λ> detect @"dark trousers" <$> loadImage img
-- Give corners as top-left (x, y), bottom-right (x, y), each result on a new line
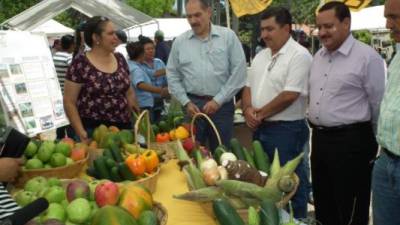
top-left (311, 122), bottom-right (377, 225)
top-left (189, 95), bottom-right (234, 151)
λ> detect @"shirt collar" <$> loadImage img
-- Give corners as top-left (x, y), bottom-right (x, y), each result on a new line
top-left (267, 37), bottom-right (294, 57)
top-left (320, 34), bottom-right (355, 57)
top-left (188, 23), bottom-right (220, 39)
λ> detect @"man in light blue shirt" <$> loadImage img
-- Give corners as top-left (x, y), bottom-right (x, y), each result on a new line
top-left (167, 0), bottom-right (246, 150)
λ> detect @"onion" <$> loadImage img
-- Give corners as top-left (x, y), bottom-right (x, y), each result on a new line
top-left (202, 168), bottom-right (220, 186)
top-left (200, 158), bottom-right (218, 172)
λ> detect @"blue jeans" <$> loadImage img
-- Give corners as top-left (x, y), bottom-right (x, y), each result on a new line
top-left (189, 97), bottom-right (234, 151)
top-left (372, 151), bottom-right (400, 225)
top-left (253, 119), bottom-right (309, 219)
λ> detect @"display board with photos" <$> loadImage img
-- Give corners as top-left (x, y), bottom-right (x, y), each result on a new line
top-left (0, 31), bottom-right (68, 136)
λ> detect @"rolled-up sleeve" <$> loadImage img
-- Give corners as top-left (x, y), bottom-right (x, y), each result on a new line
top-left (166, 39), bottom-right (190, 106)
top-left (284, 52), bottom-right (312, 96)
top-left (364, 55), bottom-right (386, 131)
top-left (213, 31), bottom-right (247, 105)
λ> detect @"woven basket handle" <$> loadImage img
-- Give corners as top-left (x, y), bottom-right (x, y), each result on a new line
top-left (190, 113), bottom-right (222, 146)
top-left (134, 110), bottom-right (151, 146)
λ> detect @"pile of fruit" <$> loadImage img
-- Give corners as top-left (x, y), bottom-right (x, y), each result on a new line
top-left (23, 138), bottom-right (87, 170)
top-left (14, 176), bottom-right (160, 225)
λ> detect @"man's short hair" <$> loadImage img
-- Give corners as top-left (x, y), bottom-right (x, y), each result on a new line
top-left (116, 29), bottom-right (128, 43)
top-left (261, 7), bottom-right (292, 27)
top-left (60, 35), bottom-right (74, 50)
top-left (185, 0), bottom-right (210, 9)
top-left (318, 1), bottom-right (351, 22)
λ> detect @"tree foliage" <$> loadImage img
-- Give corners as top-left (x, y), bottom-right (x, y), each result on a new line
top-left (0, 0), bottom-right (39, 24)
top-left (125, 0), bottom-right (176, 17)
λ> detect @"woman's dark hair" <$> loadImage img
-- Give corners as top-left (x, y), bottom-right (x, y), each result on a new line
top-left (126, 41), bottom-right (144, 60)
top-left (83, 16), bottom-right (110, 48)
top-left (138, 35), bottom-right (154, 46)
top-left (318, 1), bottom-right (351, 22)
top-left (73, 22), bottom-right (86, 58)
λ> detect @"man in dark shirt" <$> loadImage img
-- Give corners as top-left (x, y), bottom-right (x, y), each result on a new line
top-left (154, 30), bottom-right (170, 64)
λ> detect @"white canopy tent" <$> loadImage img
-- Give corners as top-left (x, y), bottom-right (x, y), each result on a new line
top-left (126, 18), bottom-right (191, 41)
top-left (351, 5), bottom-right (386, 31)
top-left (32, 19), bottom-right (74, 37)
top-left (1, 0), bottom-right (154, 31)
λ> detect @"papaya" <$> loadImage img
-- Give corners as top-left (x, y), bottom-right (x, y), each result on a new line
top-left (118, 184), bottom-right (153, 219)
top-left (91, 205), bottom-right (138, 225)
top-left (138, 210), bottom-right (157, 225)
top-left (93, 124), bottom-right (108, 144)
top-left (118, 130), bottom-right (134, 145)
top-left (100, 133), bottom-right (119, 149)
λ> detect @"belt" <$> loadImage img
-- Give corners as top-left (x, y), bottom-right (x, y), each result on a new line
top-left (308, 121), bottom-right (370, 132)
top-left (382, 148), bottom-right (400, 160)
top-left (187, 93), bottom-right (214, 101)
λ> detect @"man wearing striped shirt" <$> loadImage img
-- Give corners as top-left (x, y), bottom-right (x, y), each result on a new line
top-left (53, 35), bottom-right (74, 93)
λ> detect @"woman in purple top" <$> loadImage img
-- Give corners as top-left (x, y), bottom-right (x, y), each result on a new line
top-left (64, 16), bottom-right (139, 143)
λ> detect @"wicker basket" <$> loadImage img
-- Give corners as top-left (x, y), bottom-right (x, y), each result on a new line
top-left (197, 174), bottom-right (300, 221)
top-left (135, 110), bottom-right (177, 162)
top-left (134, 166), bottom-right (160, 193)
top-left (14, 154), bottom-right (89, 188)
top-left (190, 113), bottom-right (222, 146)
top-left (154, 201), bottom-right (168, 225)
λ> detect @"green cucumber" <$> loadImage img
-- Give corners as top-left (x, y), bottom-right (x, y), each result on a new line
top-left (105, 157), bottom-right (117, 169)
top-left (93, 156), bottom-right (111, 180)
top-left (259, 199), bottom-right (280, 225)
top-left (110, 166), bottom-right (122, 182)
top-left (110, 143), bottom-right (124, 162)
top-left (230, 138), bottom-right (245, 160)
top-left (242, 147), bottom-right (256, 168)
top-left (103, 148), bottom-right (113, 159)
top-left (253, 141), bottom-right (270, 173)
top-left (212, 198), bottom-right (245, 225)
top-left (213, 146), bottom-right (226, 163)
top-left (118, 163), bottom-right (135, 181)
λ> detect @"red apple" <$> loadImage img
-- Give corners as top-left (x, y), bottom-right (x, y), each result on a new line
top-left (66, 180), bottom-right (90, 202)
top-left (61, 137), bottom-right (75, 149)
top-left (182, 138), bottom-right (195, 154)
top-left (95, 181), bottom-right (119, 207)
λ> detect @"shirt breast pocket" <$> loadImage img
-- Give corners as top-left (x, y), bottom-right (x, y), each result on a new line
top-left (326, 71), bottom-right (362, 94)
top-left (209, 48), bottom-right (228, 74)
top-left (178, 51), bottom-right (192, 67)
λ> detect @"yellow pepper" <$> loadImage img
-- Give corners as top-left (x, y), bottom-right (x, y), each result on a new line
top-left (142, 150), bottom-right (159, 173)
top-left (169, 129), bottom-right (176, 140)
top-left (125, 154), bottom-right (146, 176)
top-left (175, 126), bottom-right (189, 140)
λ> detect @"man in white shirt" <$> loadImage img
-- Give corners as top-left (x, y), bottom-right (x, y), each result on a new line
top-left (242, 7), bottom-right (312, 219)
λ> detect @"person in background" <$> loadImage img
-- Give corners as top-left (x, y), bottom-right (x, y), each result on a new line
top-left (51, 39), bottom-right (61, 55)
top-left (242, 7), bottom-right (312, 219)
top-left (154, 30), bottom-right (170, 64)
top-left (64, 16), bottom-right (139, 143)
top-left (139, 36), bottom-right (169, 123)
top-left (372, 0), bottom-right (400, 224)
top-left (167, 0), bottom-right (246, 151)
top-left (73, 22), bottom-right (87, 58)
top-left (309, 2), bottom-right (385, 224)
top-left (53, 34), bottom-right (75, 139)
top-left (0, 158), bottom-right (23, 219)
top-left (126, 41), bottom-right (168, 115)
top-left (115, 29), bottom-right (129, 59)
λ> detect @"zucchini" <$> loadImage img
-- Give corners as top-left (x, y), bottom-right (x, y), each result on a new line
top-left (213, 146), bottom-right (226, 163)
top-left (118, 163), bottom-right (135, 181)
top-left (212, 198), bottom-right (245, 225)
top-left (110, 166), bottom-right (122, 182)
top-left (242, 147), bottom-right (256, 168)
top-left (105, 157), bottom-right (117, 169)
top-left (259, 199), bottom-right (280, 225)
top-left (93, 156), bottom-right (111, 180)
top-left (253, 141), bottom-right (270, 173)
top-left (110, 143), bottom-right (124, 162)
top-left (230, 138), bottom-right (245, 160)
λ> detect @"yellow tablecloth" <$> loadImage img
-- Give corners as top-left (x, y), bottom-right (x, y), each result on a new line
top-left (153, 160), bottom-right (217, 225)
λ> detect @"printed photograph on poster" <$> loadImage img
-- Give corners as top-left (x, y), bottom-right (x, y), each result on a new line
top-left (22, 62), bottom-right (44, 80)
top-left (18, 102), bottom-right (34, 117)
top-left (0, 64), bottom-right (10, 79)
top-left (39, 115), bottom-right (54, 130)
top-left (9, 64), bottom-right (23, 75)
top-left (15, 83), bottom-right (28, 95)
top-left (53, 99), bottom-right (65, 119)
top-left (24, 117), bottom-right (37, 130)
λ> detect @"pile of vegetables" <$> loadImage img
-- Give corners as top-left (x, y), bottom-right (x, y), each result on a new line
top-left (173, 138), bottom-right (304, 209)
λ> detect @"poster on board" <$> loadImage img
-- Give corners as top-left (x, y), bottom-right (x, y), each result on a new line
top-left (0, 31), bottom-right (68, 136)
